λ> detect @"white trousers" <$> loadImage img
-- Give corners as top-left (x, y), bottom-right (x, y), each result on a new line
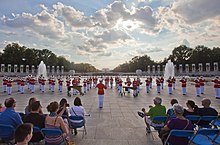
top-left (146, 86), bottom-right (149, 93)
top-left (17, 84), bottom-right (20, 92)
top-left (51, 85), bottom-right (55, 92)
top-left (59, 85), bottom-right (62, 92)
top-left (98, 95), bottom-right (104, 108)
top-left (182, 87), bottom-right (186, 95)
top-left (200, 86), bottom-right (204, 94)
top-left (21, 86), bottom-right (25, 93)
top-left (119, 86), bottom-right (123, 93)
top-left (168, 87), bottom-right (172, 94)
top-left (3, 85), bottom-right (7, 92)
top-left (157, 86), bottom-right (161, 93)
top-left (41, 85), bottom-right (45, 92)
top-left (196, 87), bottom-right (200, 96)
top-left (8, 86), bottom-right (12, 95)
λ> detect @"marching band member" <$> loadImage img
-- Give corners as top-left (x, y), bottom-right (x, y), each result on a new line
top-left (172, 77), bottom-right (176, 89)
top-left (58, 77), bottom-right (63, 92)
top-left (156, 77), bottom-right (161, 93)
top-left (51, 76), bottom-right (55, 92)
top-left (167, 77), bottom-right (173, 94)
top-left (160, 76), bottom-right (164, 89)
top-left (20, 77), bottom-right (25, 94)
top-left (194, 77), bottom-right (201, 97)
top-left (30, 76), bottom-right (36, 93)
top-left (180, 76), bottom-right (187, 95)
top-left (7, 78), bottom-right (13, 95)
top-left (110, 77), bottom-right (114, 89)
top-left (16, 76), bottom-right (21, 92)
top-left (83, 79), bottom-right (87, 93)
top-left (145, 78), bottom-right (150, 93)
top-left (199, 76), bottom-right (205, 94)
top-left (96, 79), bottom-right (107, 109)
top-left (118, 79), bottom-right (123, 95)
top-left (126, 79), bottom-right (132, 93)
top-left (212, 76), bottom-right (220, 99)
top-left (41, 77), bottom-right (46, 93)
top-left (3, 76), bottom-right (8, 93)
top-left (132, 78), bottom-right (138, 97)
top-left (149, 76), bottom-right (153, 89)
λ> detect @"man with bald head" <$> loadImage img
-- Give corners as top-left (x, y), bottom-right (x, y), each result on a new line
top-left (195, 98), bottom-right (218, 127)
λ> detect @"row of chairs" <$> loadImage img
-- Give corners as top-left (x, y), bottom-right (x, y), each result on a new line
top-left (164, 128), bottom-right (220, 145)
top-left (0, 116), bottom-right (86, 145)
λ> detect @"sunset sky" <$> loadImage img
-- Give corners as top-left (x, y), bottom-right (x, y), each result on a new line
top-left (0, 0), bottom-right (219, 69)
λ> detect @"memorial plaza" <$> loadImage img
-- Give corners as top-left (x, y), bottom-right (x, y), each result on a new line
top-left (0, 77), bottom-right (219, 145)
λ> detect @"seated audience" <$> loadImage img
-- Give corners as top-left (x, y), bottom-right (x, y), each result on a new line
top-left (138, 97), bottom-right (166, 133)
top-left (0, 103), bottom-right (3, 112)
top-left (15, 123), bottom-right (33, 145)
top-left (45, 101), bottom-right (69, 142)
top-left (69, 97), bottom-right (86, 135)
top-left (167, 99), bottom-right (178, 118)
top-left (25, 97), bottom-right (43, 115)
top-left (195, 98), bottom-right (218, 127)
top-left (23, 101), bottom-right (45, 142)
top-left (183, 100), bottom-right (197, 116)
top-left (57, 98), bottom-right (69, 118)
top-left (160, 104), bottom-right (193, 145)
top-left (0, 97), bottom-right (23, 128)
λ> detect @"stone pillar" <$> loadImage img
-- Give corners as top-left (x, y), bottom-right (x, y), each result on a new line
top-left (152, 65), bottom-right (155, 74)
top-left (198, 63), bottom-right (202, 72)
top-left (147, 65), bottom-right (150, 74)
top-left (192, 64), bottom-right (195, 73)
top-left (47, 66), bottom-right (50, 74)
top-left (162, 65), bottom-right (165, 72)
top-left (157, 65), bottom-right (160, 74)
top-left (185, 64), bottom-right (189, 73)
top-left (52, 66), bottom-right (55, 74)
top-left (206, 63), bottom-right (210, 72)
top-left (20, 65), bottom-right (24, 73)
top-left (61, 66), bottom-right (64, 74)
top-left (14, 65), bottom-right (18, 73)
top-left (56, 66), bottom-right (59, 74)
top-left (32, 65), bottom-right (35, 74)
top-left (26, 65), bottom-right (29, 73)
top-left (179, 64), bottom-right (182, 73)
top-left (8, 64), bottom-right (11, 72)
top-left (1, 64), bottom-right (5, 72)
top-left (214, 62), bottom-right (218, 71)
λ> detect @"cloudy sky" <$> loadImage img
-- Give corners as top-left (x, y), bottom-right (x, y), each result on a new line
top-left (0, 0), bottom-right (219, 69)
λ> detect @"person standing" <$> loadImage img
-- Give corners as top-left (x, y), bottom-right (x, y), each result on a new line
top-left (58, 78), bottom-right (63, 92)
top-left (212, 76), bottom-right (220, 99)
top-left (16, 76), bottom-right (21, 92)
top-left (41, 77), bottom-right (46, 93)
top-left (199, 76), bottom-right (205, 94)
top-left (21, 77), bottom-right (26, 94)
top-left (3, 76), bottom-right (8, 93)
top-left (110, 77), bottom-right (114, 89)
top-left (180, 77), bottom-right (187, 95)
top-left (156, 77), bottom-right (161, 94)
top-left (172, 77), bottom-right (176, 90)
top-left (160, 76), bottom-right (164, 89)
top-left (96, 79), bottom-right (107, 109)
top-left (145, 78), bottom-right (150, 93)
top-left (133, 78), bottom-right (138, 97)
top-left (83, 79), bottom-right (87, 93)
top-left (167, 77), bottom-right (173, 94)
top-left (194, 77), bottom-right (201, 97)
top-left (7, 78), bottom-right (13, 95)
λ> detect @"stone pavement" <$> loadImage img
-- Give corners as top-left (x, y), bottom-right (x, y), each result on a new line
top-left (0, 78), bottom-right (220, 145)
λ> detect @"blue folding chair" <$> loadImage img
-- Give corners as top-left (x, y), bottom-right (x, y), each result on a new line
top-left (41, 128), bottom-right (65, 145)
top-left (150, 116), bottom-right (168, 140)
top-left (190, 128), bottom-right (219, 145)
top-left (164, 129), bottom-right (194, 145)
top-left (0, 124), bottom-right (15, 145)
top-left (69, 116), bottom-right (87, 138)
top-left (185, 115), bottom-right (201, 130)
top-left (29, 126), bottom-right (44, 144)
top-left (198, 116), bottom-right (217, 128)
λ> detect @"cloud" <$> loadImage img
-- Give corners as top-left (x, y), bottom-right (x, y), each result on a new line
top-left (172, 0), bottom-right (220, 24)
top-left (96, 51), bottom-right (112, 57)
top-left (2, 10), bottom-right (65, 39)
top-left (136, 47), bottom-right (163, 54)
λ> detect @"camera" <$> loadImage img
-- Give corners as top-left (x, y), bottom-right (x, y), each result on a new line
top-left (66, 103), bottom-right (70, 107)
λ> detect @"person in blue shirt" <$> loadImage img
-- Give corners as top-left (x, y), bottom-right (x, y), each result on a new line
top-left (0, 97), bottom-right (23, 128)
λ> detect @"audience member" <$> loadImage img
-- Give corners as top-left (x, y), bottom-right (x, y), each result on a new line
top-left (23, 101), bottom-right (45, 142)
top-left (138, 97), bottom-right (166, 133)
top-left (57, 98), bottom-right (69, 117)
top-left (167, 99), bottom-right (178, 118)
top-left (0, 103), bottom-right (3, 112)
top-left (0, 98), bottom-right (23, 128)
top-left (25, 97), bottom-right (43, 115)
top-left (45, 101), bottom-right (69, 142)
top-left (160, 104), bottom-right (193, 145)
top-left (195, 98), bottom-right (218, 127)
top-left (15, 123), bottom-right (33, 145)
top-left (183, 100), bottom-right (197, 116)
top-left (69, 97), bottom-right (86, 135)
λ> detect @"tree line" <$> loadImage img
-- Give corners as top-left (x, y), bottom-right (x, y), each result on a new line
top-left (113, 45), bottom-right (220, 72)
top-left (1, 43), bottom-right (219, 73)
top-left (0, 43), bottom-right (98, 73)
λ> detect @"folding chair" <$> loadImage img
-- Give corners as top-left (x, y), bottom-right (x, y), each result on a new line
top-left (190, 128), bottom-right (219, 145)
top-left (198, 116), bottom-right (217, 128)
top-left (185, 115), bottom-right (201, 130)
top-left (69, 116), bottom-right (87, 138)
top-left (41, 128), bottom-right (66, 145)
top-left (150, 116), bottom-right (168, 140)
top-left (164, 129), bottom-right (194, 145)
top-left (29, 126), bottom-right (44, 144)
top-left (0, 124), bottom-right (15, 145)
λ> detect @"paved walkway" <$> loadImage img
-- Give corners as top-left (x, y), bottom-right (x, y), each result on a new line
top-left (0, 78), bottom-right (219, 145)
